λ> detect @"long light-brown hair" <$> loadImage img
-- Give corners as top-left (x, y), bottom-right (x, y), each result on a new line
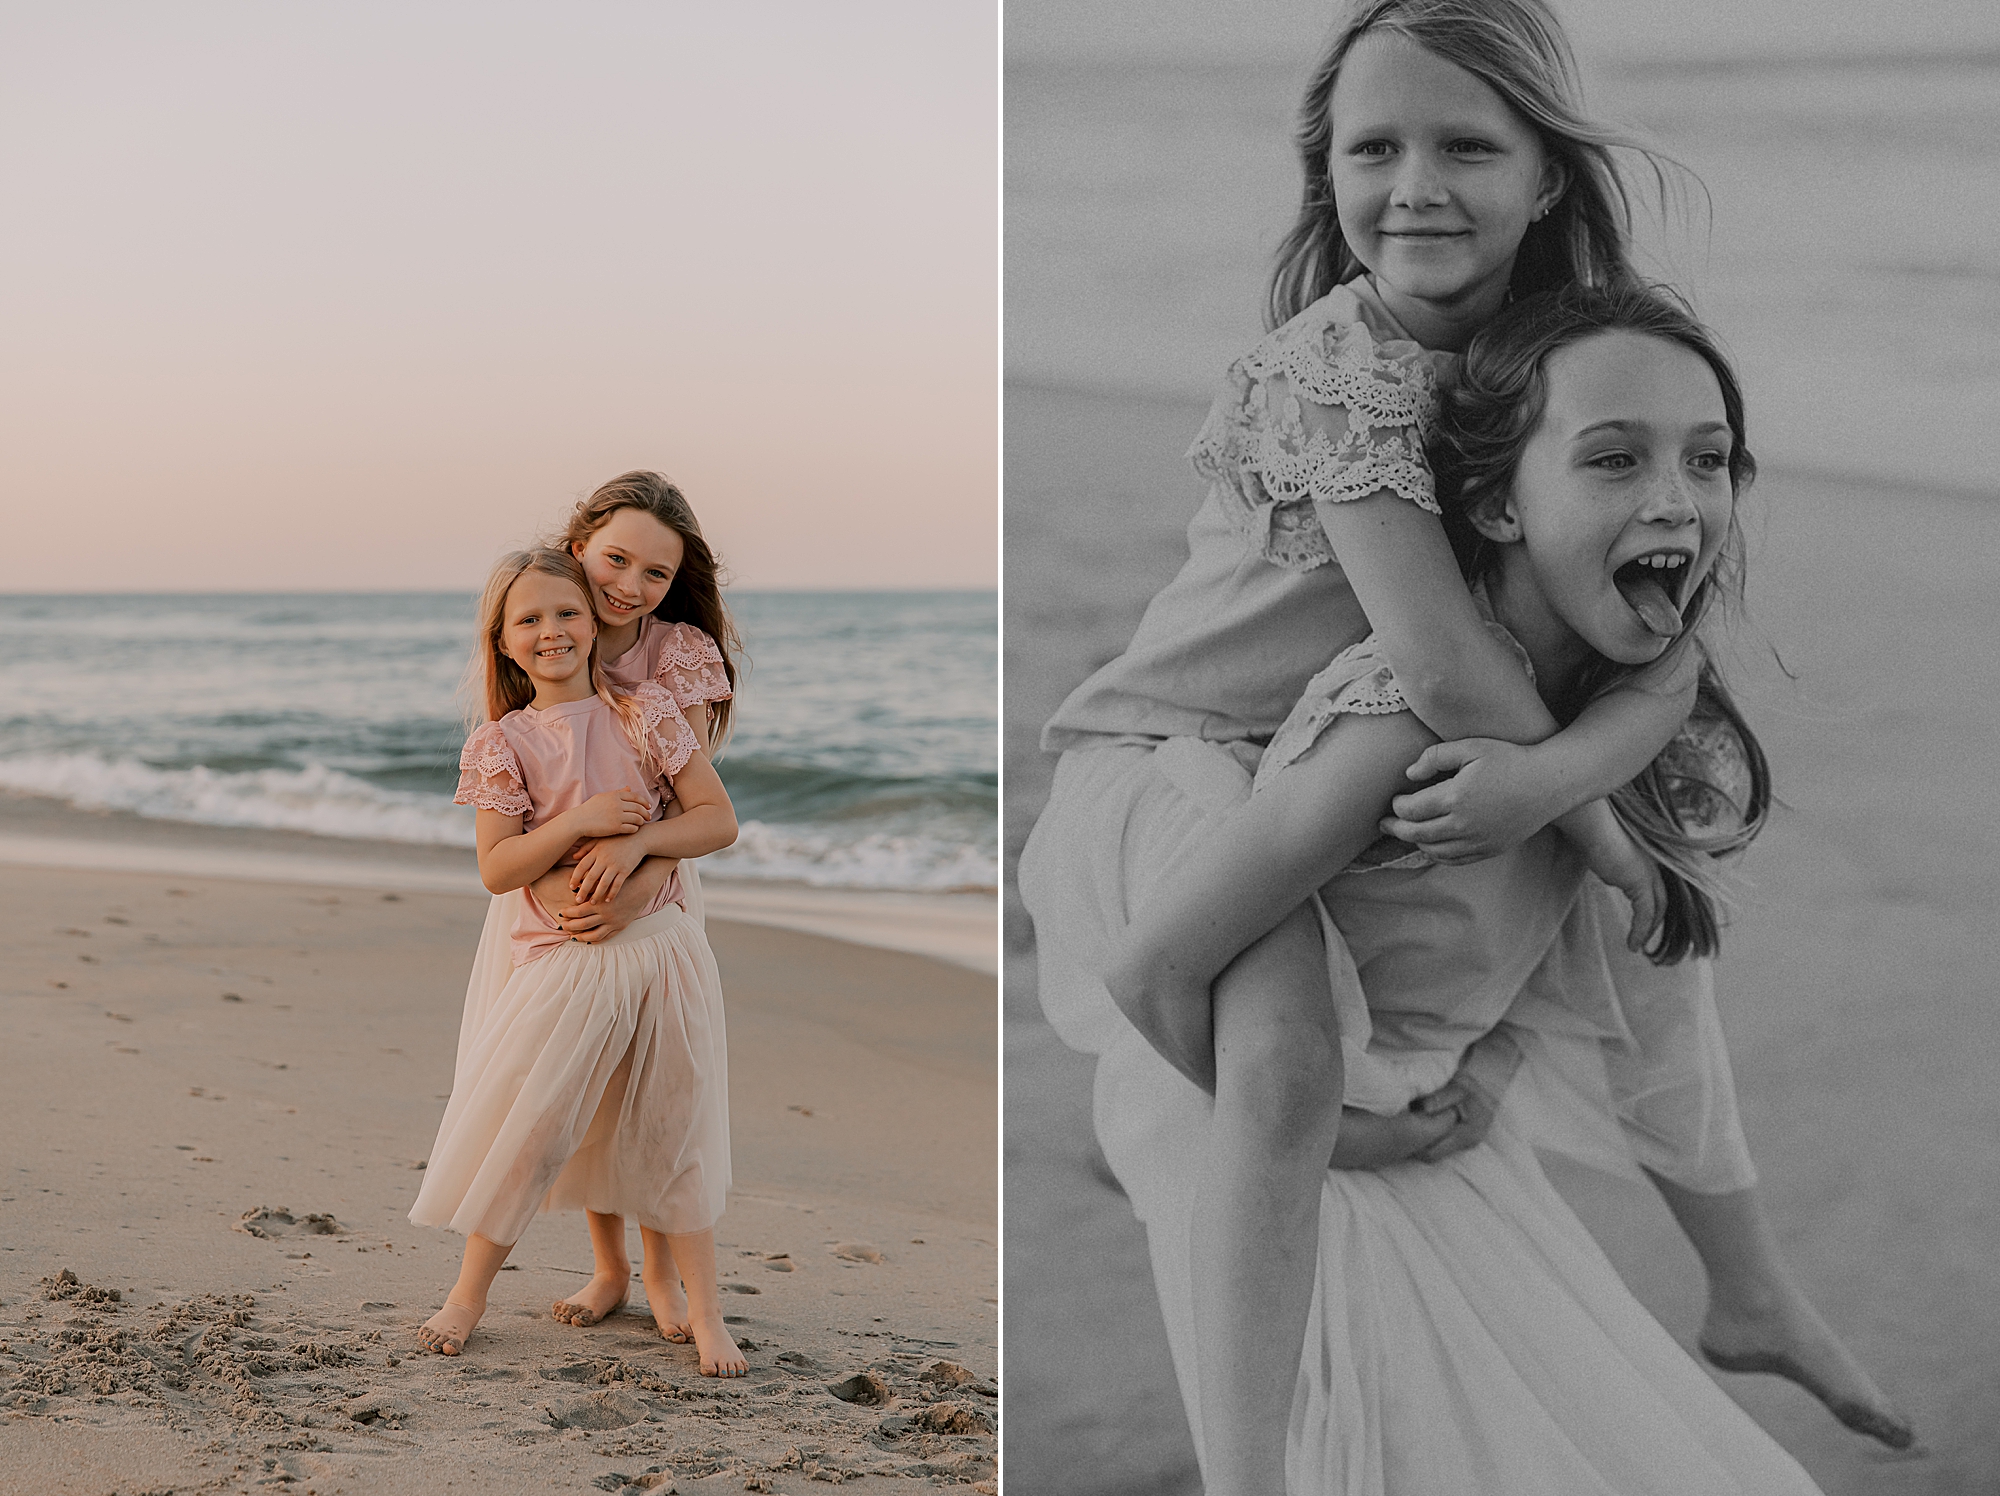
top-left (551, 470), bottom-right (742, 747)
top-left (465, 548), bottom-right (662, 780)
top-left (1431, 282), bottom-right (1769, 964)
top-left (1268, 0), bottom-right (1687, 329)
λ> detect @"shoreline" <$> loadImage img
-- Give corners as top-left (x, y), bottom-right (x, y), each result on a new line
top-left (0, 790), bottom-right (996, 976)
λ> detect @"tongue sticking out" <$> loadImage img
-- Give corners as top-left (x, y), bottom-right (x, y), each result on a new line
top-left (1616, 572), bottom-right (1683, 638)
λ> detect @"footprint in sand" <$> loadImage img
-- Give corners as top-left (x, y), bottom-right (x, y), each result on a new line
top-left (826, 1371), bottom-right (891, 1406)
top-left (234, 1206), bottom-right (346, 1240)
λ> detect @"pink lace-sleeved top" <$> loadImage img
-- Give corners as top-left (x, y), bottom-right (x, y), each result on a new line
top-left (600, 618), bottom-right (733, 715)
top-left (1043, 277), bottom-right (1454, 751)
top-left (455, 680), bottom-right (702, 964)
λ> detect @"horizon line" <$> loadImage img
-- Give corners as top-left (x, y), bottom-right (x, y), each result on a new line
top-left (0, 584), bottom-right (998, 599)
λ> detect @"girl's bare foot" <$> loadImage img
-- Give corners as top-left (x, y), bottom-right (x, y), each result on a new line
top-left (639, 1262), bottom-right (692, 1343)
top-left (417, 1298), bottom-right (484, 1356)
top-left (688, 1306), bottom-right (746, 1378)
top-left (1700, 1290), bottom-right (1914, 1450)
top-left (551, 1265), bottom-right (630, 1327)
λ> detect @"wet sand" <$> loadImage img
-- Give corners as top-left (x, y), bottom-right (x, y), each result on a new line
top-left (1003, 381), bottom-right (2000, 1495)
top-left (0, 851), bottom-right (997, 1494)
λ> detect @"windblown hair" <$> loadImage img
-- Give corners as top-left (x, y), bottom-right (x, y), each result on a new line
top-left (551, 471), bottom-right (742, 748)
top-left (465, 547), bottom-right (663, 781)
top-left (1268, 0), bottom-right (1687, 329)
top-left (1431, 281), bottom-right (1770, 964)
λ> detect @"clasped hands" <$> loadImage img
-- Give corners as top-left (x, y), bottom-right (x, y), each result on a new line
top-left (1377, 736), bottom-right (1665, 952)
top-left (1333, 1027), bottom-right (1522, 1169)
top-left (530, 787), bottom-right (678, 945)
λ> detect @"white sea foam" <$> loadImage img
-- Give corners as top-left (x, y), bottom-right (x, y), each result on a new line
top-left (708, 819), bottom-right (998, 893)
top-left (0, 753), bottom-right (477, 846)
top-left (0, 752), bottom-right (998, 892)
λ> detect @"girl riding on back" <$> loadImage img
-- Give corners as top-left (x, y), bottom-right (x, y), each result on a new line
top-left (1105, 278), bottom-right (1827, 1492)
top-left (410, 547), bottom-right (746, 1377)
top-left (1018, 2), bottom-right (1906, 1489)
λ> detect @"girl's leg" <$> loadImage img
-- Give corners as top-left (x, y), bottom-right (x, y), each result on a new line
top-left (1106, 713), bottom-right (1433, 1092)
top-left (1646, 1173), bottom-right (1914, 1449)
top-left (1191, 903), bottom-right (1345, 1496)
top-left (552, 1210), bottom-right (635, 1326)
top-left (634, 1226), bottom-right (692, 1343)
top-left (645, 1227), bottom-right (746, 1376)
top-left (418, 1233), bottom-right (513, 1356)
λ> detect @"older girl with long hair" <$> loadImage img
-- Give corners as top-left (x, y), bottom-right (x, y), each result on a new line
top-left (1102, 280), bottom-right (1831, 1491)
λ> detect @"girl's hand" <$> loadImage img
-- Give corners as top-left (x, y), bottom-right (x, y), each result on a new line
top-left (569, 787), bottom-right (650, 841)
top-left (1408, 1026), bottom-right (1521, 1162)
top-left (1379, 739), bottom-right (1558, 865)
top-left (1329, 1106), bottom-right (1454, 1169)
top-left (552, 855), bottom-right (680, 944)
top-left (1332, 1028), bottom-right (1523, 1169)
top-left (567, 833), bottom-right (649, 906)
top-left (1581, 824), bottom-right (1666, 953)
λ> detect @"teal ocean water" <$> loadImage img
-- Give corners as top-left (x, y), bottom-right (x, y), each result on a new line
top-left (0, 590), bottom-right (997, 892)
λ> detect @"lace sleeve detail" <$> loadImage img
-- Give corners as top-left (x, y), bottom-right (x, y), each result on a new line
top-left (633, 681), bottom-right (700, 784)
top-left (455, 723), bottom-right (531, 816)
top-left (1256, 637), bottom-right (1411, 785)
top-left (653, 622), bottom-right (733, 708)
top-left (1189, 295), bottom-right (1446, 573)
top-left (1255, 616), bottom-right (1532, 873)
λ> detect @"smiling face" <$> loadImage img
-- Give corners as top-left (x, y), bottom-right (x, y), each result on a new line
top-left (1328, 30), bottom-right (1558, 349)
top-left (571, 508), bottom-right (686, 642)
top-left (1478, 329), bottom-right (1736, 677)
top-left (498, 570), bottom-right (598, 703)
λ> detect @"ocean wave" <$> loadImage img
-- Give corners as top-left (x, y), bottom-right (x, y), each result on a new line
top-left (0, 752), bottom-right (477, 846)
top-left (706, 820), bottom-right (996, 892)
top-left (0, 752), bottom-right (997, 892)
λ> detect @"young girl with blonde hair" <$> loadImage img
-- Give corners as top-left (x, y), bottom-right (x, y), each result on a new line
top-left (1019, 0), bottom-right (1906, 1487)
top-left (410, 546), bottom-right (746, 1377)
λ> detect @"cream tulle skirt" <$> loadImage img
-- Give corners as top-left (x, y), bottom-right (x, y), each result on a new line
top-left (1095, 1029), bottom-right (1822, 1495)
top-left (1020, 742), bottom-right (1815, 1492)
top-left (410, 891), bottom-right (729, 1245)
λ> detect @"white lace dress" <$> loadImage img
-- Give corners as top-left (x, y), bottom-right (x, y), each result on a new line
top-left (409, 682), bottom-right (730, 1244)
top-left (1087, 636), bottom-right (1821, 1494)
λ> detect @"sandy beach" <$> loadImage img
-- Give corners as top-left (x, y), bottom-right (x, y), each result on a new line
top-left (0, 805), bottom-right (997, 1495)
top-left (1003, 381), bottom-right (2000, 1495)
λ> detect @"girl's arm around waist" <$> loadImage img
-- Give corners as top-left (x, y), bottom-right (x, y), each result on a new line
top-left (563, 748), bottom-right (738, 906)
top-left (474, 788), bottom-right (651, 895)
top-left (636, 748), bottom-right (737, 860)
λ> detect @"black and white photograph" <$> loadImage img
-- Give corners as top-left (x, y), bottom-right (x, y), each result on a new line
top-left (1005, 1), bottom-right (1999, 1493)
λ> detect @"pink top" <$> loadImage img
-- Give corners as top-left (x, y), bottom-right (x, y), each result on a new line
top-left (455, 680), bottom-right (701, 965)
top-left (600, 618), bottom-right (733, 713)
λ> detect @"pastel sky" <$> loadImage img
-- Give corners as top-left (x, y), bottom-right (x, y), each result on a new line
top-left (1, 3), bottom-right (997, 592)
top-left (1008, 0), bottom-right (2000, 65)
